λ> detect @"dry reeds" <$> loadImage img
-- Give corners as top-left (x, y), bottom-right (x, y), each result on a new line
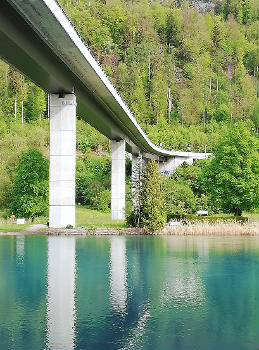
top-left (160, 220), bottom-right (258, 236)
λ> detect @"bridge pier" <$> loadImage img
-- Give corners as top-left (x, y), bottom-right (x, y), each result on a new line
top-left (158, 156), bottom-right (194, 174)
top-left (111, 140), bottom-right (125, 220)
top-left (49, 94), bottom-right (76, 228)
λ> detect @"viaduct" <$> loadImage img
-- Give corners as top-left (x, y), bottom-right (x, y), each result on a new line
top-left (0, 0), bottom-right (210, 227)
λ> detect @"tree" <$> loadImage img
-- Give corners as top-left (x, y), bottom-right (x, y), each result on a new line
top-left (142, 160), bottom-right (166, 232)
top-left (166, 8), bottom-right (183, 48)
top-left (164, 178), bottom-right (197, 217)
top-left (11, 148), bottom-right (49, 221)
top-left (141, 160), bottom-right (166, 232)
top-left (128, 159), bottom-right (166, 232)
top-left (205, 121), bottom-right (259, 216)
top-left (24, 84), bottom-right (46, 123)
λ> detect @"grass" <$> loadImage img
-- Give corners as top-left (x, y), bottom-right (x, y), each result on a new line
top-left (76, 206), bottom-right (126, 228)
top-left (212, 209), bottom-right (259, 222)
top-left (0, 224), bottom-right (30, 233)
top-left (0, 206), bottom-right (125, 232)
top-left (243, 208), bottom-right (259, 222)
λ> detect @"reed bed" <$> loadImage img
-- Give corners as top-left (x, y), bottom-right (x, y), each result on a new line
top-left (160, 221), bottom-right (258, 236)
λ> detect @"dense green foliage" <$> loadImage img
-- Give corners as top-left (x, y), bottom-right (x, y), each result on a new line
top-left (10, 148), bottom-right (49, 220)
top-left (76, 154), bottom-right (111, 211)
top-left (164, 177), bottom-right (197, 216)
top-left (58, 0), bottom-right (259, 152)
top-left (0, 122), bottom-right (49, 208)
top-left (163, 159), bottom-right (212, 218)
top-left (163, 121), bottom-right (259, 217)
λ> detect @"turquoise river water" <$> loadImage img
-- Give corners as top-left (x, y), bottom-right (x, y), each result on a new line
top-left (0, 235), bottom-right (258, 350)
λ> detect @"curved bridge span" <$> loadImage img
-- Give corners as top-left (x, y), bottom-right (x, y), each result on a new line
top-left (0, 0), bottom-right (210, 226)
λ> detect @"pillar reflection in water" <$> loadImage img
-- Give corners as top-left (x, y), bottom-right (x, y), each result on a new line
top-left (47, 236), bottom-right (76, 350)
top-left (16, 235), bottom-right (25, 263)
top-left (196, 236), bottom-right (209, 258)
top-left (109, 236), bottom-right (127, 313)
top-left (160, 237), bottom-right (206, 306)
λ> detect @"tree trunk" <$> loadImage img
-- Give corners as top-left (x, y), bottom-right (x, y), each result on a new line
top-left (21, 101), bottom-right (24, 125)
top-left (234, 208), bottom-right (242, 217)
top-left (14, 98), bottom-right (17, 119)
top-left (167, 87), bottom-right (172, 123)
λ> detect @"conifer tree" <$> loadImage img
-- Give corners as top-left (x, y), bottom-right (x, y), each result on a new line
top-left (141, 160), bottom-right (166, 232)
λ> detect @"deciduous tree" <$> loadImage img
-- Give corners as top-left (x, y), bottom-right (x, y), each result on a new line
top-left (205, 121), bottom-right (259, 215)
top-left (11, 148), bottom-right (49, 221)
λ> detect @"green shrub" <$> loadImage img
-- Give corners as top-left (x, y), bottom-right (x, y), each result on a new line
top-left (163, 178), bottom-right (197, 217)
top-left (76, 154), bottom-right (110, 206)
top-left (183, 63), bottom-right (195, 80)
top-left (78, 140), bottom-right (90, 154)
top-left (66, 224), bottom-right (74, 229)
top-left (92, 189), bottom-right (111, 212)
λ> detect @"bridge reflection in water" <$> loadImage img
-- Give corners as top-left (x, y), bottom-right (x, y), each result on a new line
top-left (46, 236), bottom-right (129, 349)
top-left (33, 235), bottom-right (258, 350)
top-left (45, 236), bottom-right (208, 349)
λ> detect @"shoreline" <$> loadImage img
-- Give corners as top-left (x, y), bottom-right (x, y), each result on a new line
top-left (1, 221), bottom-right (258, 236)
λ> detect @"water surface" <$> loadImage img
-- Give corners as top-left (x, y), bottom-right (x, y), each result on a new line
top-left (0, 235), bottom-right (258, 350)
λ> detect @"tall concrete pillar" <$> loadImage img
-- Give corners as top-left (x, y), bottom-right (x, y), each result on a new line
top-left (49, 94), bottom-right (76, 228)
top-left (111, 140), bottom-right (125, 220)
top-left (47, 236), bottom-right (76, 350)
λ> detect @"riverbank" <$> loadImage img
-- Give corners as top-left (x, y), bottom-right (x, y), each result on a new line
top-left (1, 206), bottom-right (258, 236)
top-left (1, 221), bottom-right (257, 236)
top-left (46, 221), bottom-right (258, 236)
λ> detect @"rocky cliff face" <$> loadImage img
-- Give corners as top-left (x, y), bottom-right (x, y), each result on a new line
top-left (191, 1), bottom-right (216, 13)
top-left (173, 0), bottom-right (221, 14)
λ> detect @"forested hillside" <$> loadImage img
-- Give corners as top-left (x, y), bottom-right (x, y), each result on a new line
top-left (0, 0), bottom-right (258, 216)
top-left (59, 0), bottom-right (259, 151)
